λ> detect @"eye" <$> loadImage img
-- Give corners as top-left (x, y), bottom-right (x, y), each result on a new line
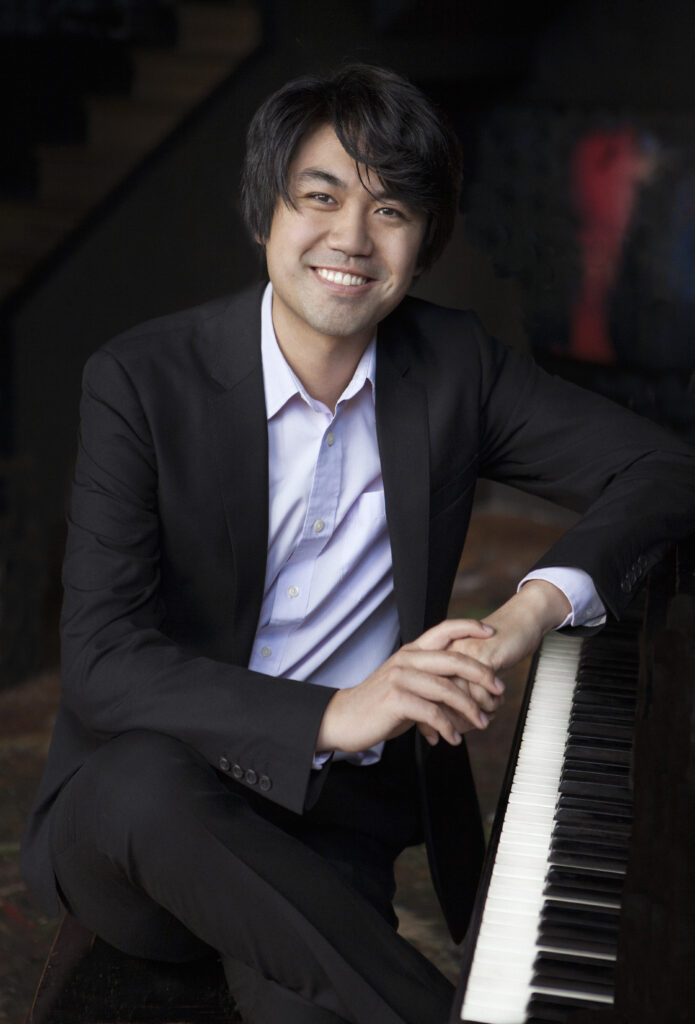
top-left (307, 192), bottom-right (335, 204)
top-left (376, 205), bottom-right (406, 220)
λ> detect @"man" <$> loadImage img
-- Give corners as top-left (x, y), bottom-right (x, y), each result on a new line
top-left (21, 65), bottom-right (695, 1024)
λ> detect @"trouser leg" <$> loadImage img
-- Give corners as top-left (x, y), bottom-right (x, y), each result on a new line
top-left (49, 731), bottom-right (454, 1024)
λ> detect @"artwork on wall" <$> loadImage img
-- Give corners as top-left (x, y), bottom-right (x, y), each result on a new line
top-left (465, 106), bottom-right (695, 435)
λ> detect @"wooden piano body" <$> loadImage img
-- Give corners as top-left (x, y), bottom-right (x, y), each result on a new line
top-left (452, 539), bottom-right (695, 1024)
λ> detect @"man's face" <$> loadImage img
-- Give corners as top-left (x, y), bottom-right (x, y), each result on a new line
top-left (263, 123), bottom-right (427, 354)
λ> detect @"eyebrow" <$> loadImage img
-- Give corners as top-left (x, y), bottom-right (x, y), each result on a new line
top-left (293, 166), bottom-right (397, 202)
top-left (294, 168), bottom-right (347, 189)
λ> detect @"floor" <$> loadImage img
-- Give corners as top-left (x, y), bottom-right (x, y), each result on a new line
top-left (0, 490), bottom-right (572, 1023)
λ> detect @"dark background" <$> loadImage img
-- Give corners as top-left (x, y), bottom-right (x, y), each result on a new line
top-left (3, 0), bottom-right (695, 686)
top-left (1, 1), bottom-right (694, 1018)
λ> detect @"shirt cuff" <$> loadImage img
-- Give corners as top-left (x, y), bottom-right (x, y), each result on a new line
top-left (518, 567), bottom-right (606, 628)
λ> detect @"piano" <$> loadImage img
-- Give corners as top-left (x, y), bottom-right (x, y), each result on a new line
top-left (451, 539), bottom-right (695, 1024)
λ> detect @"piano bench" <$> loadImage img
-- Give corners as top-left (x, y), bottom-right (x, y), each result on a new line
top-left (26, 914), bottom-right (242, 1023)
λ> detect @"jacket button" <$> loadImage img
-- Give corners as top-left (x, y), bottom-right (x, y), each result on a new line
top-left (232, 763), bottom-right (244, 780)
top-left (245, 769), bottom-right (258, 786)
top-left (259, 775), bottom-right (272, 792)
top-left (218, 757), bottom-right (230, 773)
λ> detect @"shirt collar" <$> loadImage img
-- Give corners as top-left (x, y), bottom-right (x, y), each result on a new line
top-left (260, 282), bottom-right (376, 420)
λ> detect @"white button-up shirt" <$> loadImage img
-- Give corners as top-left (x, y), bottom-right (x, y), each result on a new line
top-left (248, 284), bottom-right (605, 762)
top-left (248, 285), bottom-right (400, 762)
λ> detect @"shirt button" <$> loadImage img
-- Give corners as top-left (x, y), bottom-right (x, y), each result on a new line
top-left (260, 646), bottom-right (272, 658)
top-left (259, 775), bottom-right (272, 792)
top-left (326, 432), bottom-right (335, 446)
top-left (245, 769), bottom-right (258, 786)
top-left (232, 763), bottom-right (244, 780)
top-left (218, 756), bottom-right (230, 773)
top-left (288, 585), bottom-right (299, 598)
top-left (313, 519), bottom-right (325, 534)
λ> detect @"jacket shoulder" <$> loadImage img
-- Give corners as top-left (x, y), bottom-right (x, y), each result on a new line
top-left (82, 284), bottom-right (265, 394)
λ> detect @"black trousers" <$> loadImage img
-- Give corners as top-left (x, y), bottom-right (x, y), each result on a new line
top-left (49, 730), bottom-right (455, 1024)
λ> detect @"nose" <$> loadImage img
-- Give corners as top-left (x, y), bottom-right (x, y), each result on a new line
top-left (327, 202), bottom-right (373, 257)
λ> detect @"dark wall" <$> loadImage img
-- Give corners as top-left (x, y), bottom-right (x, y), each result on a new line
top-left (4, 0), bottom-right (695, 677)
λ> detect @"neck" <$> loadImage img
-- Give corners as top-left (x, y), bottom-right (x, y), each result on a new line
top-left (271, 298), bottom-right (372, 411)
top-left (281, 336), bottom-right (368, 411)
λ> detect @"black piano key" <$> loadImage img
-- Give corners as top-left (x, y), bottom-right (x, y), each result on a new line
top-left (562, 761), bottom-right (630, 782)
top-left (541, 899), bottom-right (621, 927)
top-left (550, 838), bottom-right (629, 869)
top-left (551, 821), bottom-right (630, 846)
top-left (526, 991), bottom-right (615, 1020)
top-left (537, 932), bottom-right (618, 958)
top-left (563, 742), bottom-right (632, 766)
top-left (558, 793), bottom-right (632, 816)
top-left (538, 909), bottom-right (620, 954)
top-left (531, 980), bottom-right (615, 1000)
top-left (568, 718), bottom-right (635, 742)
top-left (553, 810), bottom-right (632, 837)
top-left (556, 794), bottom-right (632, 819)
top-left (538, 913), bottom-right (620, 943)
top-left (545, 865), bottom-right (625, 890)
top-left (558, 778), bottom-right (632, 797)
top-left (558, 777), bottom-right (632, 803)
top-left (548, 849), bottom-right (627, 874)
top-left (574, 680), bottom-right (637, 697)
top-left (532, 950), bottom-right (616, 986)
top-left (575, 666), bottom-right (636, 681)
top-left (560, 761), bottom-right (634, 782)
top-left (544, 866), bottom-right (624, 903)
top-left (572, 691), bottom-right (636, 712)
top-left (554, 806), bottom-right (633, 836)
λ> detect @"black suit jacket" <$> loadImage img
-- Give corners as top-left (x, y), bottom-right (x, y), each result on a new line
top-left (21, 286), bottom-right (695, 941)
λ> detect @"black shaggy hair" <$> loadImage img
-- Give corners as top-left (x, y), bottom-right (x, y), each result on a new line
top-left (241, 64), bottom-right (462, 271)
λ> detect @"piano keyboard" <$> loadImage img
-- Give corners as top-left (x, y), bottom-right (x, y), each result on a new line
top-left (457, 620), bottom-right (639, 1024)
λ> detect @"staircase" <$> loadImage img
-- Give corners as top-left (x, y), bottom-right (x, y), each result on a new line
top-left (0, 0), bottom-right (261, 306)
top-left (0, 0), bottom-right (261, 688)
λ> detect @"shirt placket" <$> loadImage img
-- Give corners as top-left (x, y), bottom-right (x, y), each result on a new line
top-left (262, 415), bottom-right (342, 675)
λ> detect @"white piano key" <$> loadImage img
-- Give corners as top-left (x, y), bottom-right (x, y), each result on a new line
top-left (460, 635), bottom-right (585, 1023)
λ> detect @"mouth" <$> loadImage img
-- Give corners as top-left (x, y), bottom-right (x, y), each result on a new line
top-left (313, 267), bottom-right (372, 289)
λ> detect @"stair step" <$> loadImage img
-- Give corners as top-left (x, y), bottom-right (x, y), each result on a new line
top-left (132, 49), bottom-right (241, 104)
top-left (37, 144), bottom-right (144, 210)
top-left (0, 0), bottom-right (261, 304)
top-left (86, 96), bottom-right (182, 151)
top-left (178, 1), bottom-right (260, 57)
top-left (0, 200), bottom-right (75, 253)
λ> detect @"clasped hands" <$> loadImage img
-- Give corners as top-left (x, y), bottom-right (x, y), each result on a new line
top-left (316, 580), bottom-right (571, 754)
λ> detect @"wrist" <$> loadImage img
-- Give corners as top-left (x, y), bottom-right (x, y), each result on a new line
top-left (514, 579), bottom-right (572, 634)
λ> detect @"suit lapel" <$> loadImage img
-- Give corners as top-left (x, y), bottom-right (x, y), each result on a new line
top-left (205, 287), bottom-right (269, 659)
top-left (200, 287), bottom-right (432, 655)
top-left (376, 313), bottom-right (430, 643)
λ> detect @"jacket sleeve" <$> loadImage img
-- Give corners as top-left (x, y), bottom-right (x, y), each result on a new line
top-left (474, 327), bottom-right (695, 618)
top-left (59, 349), bottom-right (334, 814)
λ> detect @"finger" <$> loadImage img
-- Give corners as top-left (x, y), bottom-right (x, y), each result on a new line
top-left (447, 708), bottom-right (491, 735)
top-left (417, 722), bottom-right (441, 746)
top-left (396, 647), bottom-right (503, 696)
top-left (394, 688), bottom-right (465, 746)
top-left (406, 669), bottom-right (493, 731)
top-left (465, 680), bottom-right (505, 714)
top-left (414, 618), bottom-right (495, 652)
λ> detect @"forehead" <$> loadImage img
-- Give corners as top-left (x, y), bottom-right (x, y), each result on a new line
top-left (288, 122), bottom-right (384, 194)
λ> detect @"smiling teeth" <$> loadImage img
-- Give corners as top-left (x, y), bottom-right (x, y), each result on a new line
top-left (316, 268), bottom-right (368, 286)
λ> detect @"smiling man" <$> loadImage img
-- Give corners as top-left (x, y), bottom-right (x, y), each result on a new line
top-left (21, 66), bottom-right (695, 1024)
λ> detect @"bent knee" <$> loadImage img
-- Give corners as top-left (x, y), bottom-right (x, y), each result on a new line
top-left (63, 731), bottom-right (218, 843)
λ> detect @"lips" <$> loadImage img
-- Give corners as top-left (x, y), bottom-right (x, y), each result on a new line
top-left (314, 267), bottom-right (371, 287)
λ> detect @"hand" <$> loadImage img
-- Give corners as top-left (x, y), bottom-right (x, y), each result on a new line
top-left (447, 579), bottom-right (572, 708)
top-left (316, 618), bottom-right (507, 755)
